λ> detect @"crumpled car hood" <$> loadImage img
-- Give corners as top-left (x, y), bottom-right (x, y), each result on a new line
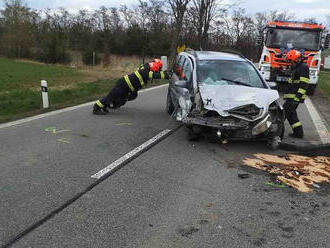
top-left (199, 85), bottom-right (279, 117)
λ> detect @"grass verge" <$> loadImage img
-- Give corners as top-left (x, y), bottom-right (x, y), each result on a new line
top-left (0, 79), bottom-right (168, 123)
top-left (318, 69), bottom-right (330, 99)
top-left (0, 57), bottom-right (168, 123)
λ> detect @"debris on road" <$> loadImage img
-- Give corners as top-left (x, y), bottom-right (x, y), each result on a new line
top-left (178, 226), bottom-right (199, 237)
top-left (243, 153), bottom-right (330, 192)
top-left (207, 202), bottom-right (215, 207)
top-left (238, 173), bottom-right (250, 179)
top-left (265, 181), bottom-right (286, 188)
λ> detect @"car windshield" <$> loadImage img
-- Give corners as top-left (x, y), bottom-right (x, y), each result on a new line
top-left (197, 60), bottom-right (265, 88)
top-left (266, 28), bottom-right (321, 51)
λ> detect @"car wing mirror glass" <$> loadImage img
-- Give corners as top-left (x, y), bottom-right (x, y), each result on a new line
top-left (174, 80), bottom-right (188, 88)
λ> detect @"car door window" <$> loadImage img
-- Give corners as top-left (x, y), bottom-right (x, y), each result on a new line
top-left (175, 55), bottom-right (185, 77)
top-left (181, 58), bottom-right (192, 82)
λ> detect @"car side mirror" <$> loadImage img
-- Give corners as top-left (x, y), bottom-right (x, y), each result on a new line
top-left (174, 80), bottom-right (188, 88)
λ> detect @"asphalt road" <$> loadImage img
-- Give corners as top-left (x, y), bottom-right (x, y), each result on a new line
top-left (0, 85), bottom-right (329, 248)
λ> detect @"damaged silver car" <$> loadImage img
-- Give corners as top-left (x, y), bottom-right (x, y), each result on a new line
top-left (166, 50), bottom-right (285, 149)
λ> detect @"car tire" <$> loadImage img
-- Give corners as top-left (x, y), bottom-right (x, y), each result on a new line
top-left (166, 90), bottom-right (174, 115)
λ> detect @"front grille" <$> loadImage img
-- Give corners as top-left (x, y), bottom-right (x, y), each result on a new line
top-left (203, 110), bottom-right (220, 117)
top-left (228, 104), bottom-right (262, 120)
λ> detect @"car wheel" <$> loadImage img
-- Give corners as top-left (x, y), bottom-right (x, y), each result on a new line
top-left (166, 90), bottom-right (174, 115)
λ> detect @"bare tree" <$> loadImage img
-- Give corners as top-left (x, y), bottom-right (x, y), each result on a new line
top-left (268, 10), bottom-right (295, 22)
top-left (324, 15), bottom-right (330, 30)
top-left (189, 0), bottom-right (227, 50)
top-left (167, 0), bottom-right (190, 67)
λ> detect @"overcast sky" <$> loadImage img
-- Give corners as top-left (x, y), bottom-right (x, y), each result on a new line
top-left (2, 0), bottom-right (330, 23)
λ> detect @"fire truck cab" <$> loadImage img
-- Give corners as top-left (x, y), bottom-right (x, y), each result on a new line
top-left (258, 21), bottom-right (329, 95)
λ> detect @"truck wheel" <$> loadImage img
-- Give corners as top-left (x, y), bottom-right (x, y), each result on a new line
top-left (307, 85), bottom-right (316, 96)
top-left (166, 90), bottom-right (174, 115)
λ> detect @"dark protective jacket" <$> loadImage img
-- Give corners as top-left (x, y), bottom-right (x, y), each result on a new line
top-left (123, 63), bottom-right (169, 92)
top-left (283, 61), bottom-right (310, 103)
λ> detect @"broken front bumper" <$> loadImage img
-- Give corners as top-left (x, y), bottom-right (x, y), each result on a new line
top-left (182, 114), bottom-right (276, 138)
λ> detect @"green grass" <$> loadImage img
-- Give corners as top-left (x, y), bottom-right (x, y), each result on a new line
top-left (0, 57), bottom-right (83, 91)
top-left (318, 70), bottom-right (330, 99)
top-left (0, 57), bottom-right (167, 123)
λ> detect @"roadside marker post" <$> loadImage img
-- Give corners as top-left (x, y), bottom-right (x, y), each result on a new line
top-left (41, 80), bottom-right (49, 108)
top-left (161, 56), bottom-right (167, 71)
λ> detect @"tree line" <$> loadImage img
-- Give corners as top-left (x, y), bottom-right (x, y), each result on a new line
top-left (0, 0), bottom-right (327, 65)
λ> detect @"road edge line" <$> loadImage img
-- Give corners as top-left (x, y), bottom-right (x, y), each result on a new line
top-left (91, 128), bottom-right (172, 179)
top-left (305, 97), bottom-right (330, 144)
top-left (1, 125), bottom-right (180, 248)
top-left (0, 84), bottom-right (168, 130)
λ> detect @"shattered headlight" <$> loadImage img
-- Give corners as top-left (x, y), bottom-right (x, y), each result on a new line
top-left (252, 114), bottom-right (272, 136)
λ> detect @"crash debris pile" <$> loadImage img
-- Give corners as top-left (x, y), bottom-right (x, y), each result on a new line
top-left (243, 154), bottom-right (330, 192)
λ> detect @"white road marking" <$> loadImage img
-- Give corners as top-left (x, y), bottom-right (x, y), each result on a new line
top-left (305, 97), bottom-right (330, 144)
top-left (0, 84), bottom-right (168, 130)
top-left (91, 129), bottom-right (172, 179)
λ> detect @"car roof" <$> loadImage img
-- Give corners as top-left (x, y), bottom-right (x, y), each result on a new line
top-left (186, 51), bottom-right (246, 62)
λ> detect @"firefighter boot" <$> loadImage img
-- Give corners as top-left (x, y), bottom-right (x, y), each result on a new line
top-left (289, 125), bottom-right (304, 139)
top-left (93, 101), bottom-right (109, 115)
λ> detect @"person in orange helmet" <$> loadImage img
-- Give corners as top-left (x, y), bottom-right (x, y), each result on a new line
top-left (93, 58), bottom-right (169, 115)
top-left (283, 50), bottom-right (310, 138)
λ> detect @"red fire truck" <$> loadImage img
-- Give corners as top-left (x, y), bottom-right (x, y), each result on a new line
top-left (258, 21), bottom-right (330, 95)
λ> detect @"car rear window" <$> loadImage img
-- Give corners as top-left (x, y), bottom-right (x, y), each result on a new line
top-left (197, 60), bottom-right (265, 88)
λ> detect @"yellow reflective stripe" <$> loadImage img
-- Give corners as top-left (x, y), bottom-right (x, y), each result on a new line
top-left (302, 95), bottom-right (307, 99)
top-left (288, 78), bottom-right (292, 84)
top-left (293, 80), bottom-right (300, 84)
top-left (292, 122), bottom-right (302, 129)
top-left (298, 88), bottom-right (306, 95)
top-left (300, 77), bottom-right (310, 83)
top-left (294, 96), bottom-right (300, 102)
top-left (96, 100), bottom-right (104, 108)
top-left (134, 71), bottom-right (145, 87)
top-left (284, 94), bottom-right (295, 99)
top-left (124, 75), bottom-right (135, 91)
top-left (160, 71), bottom-right (165, 79)
top-left (149, 71), bottom-right (153, 80)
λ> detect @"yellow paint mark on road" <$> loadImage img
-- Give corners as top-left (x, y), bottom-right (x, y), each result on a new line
top-left (45, 127), bottom-right (70, 134)
top-left (243, 153), bottom-right (330, 192)
top-left (115, 123), bottom-right (133, 126)
top-left (45, 126), bottom-right (57, 134)
top-left (57, 138), bottom-right (70, 144)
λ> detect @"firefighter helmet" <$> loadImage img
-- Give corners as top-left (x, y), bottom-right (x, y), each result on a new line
top-left (149, 62), bottom-right (160, 72)
top-left (153, 58), bottom-right (163, 69)
top-left (286, 50), bottom-right (301, 62)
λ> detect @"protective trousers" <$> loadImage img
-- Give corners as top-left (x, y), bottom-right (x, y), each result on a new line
top-left (283, 100), bottom-right (303, 137)
top-left (100, 78), bottom-right (132, 108)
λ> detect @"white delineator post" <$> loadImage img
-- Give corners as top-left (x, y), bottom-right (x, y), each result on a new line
top-left (161, 56), bottom-right (168, 71)
top-left (41, 80), bottom-right (49, 108)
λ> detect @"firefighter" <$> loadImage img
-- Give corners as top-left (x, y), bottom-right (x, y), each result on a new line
top-left (93, 59), bottom-right (169, 115)
top-left (283, 50), bottom-right (310, 138)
